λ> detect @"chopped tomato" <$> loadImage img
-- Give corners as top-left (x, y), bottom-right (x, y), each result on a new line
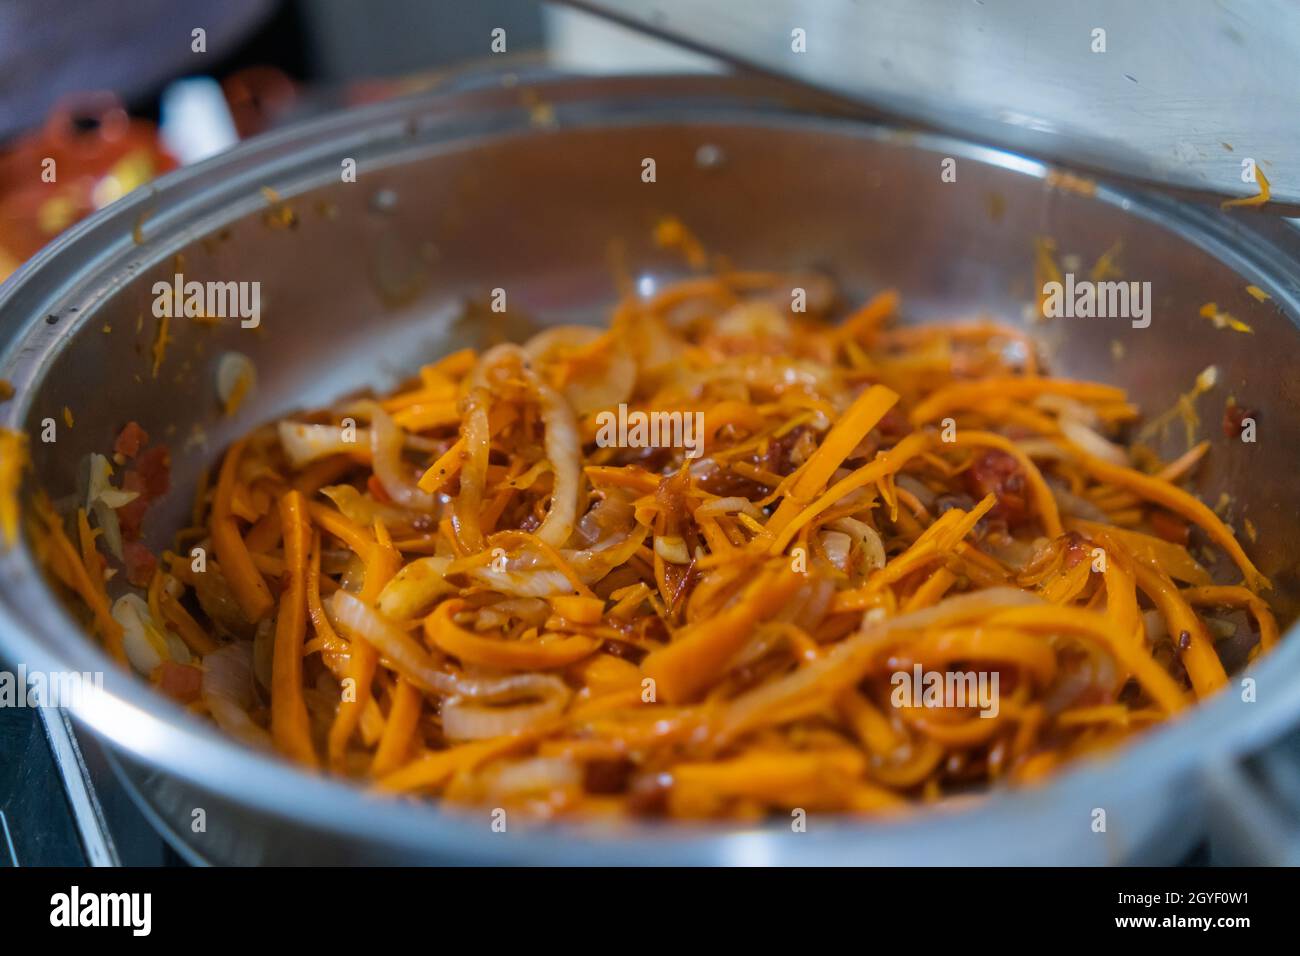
top-left (116, 488), bottom-right (148, 540)
top-left (132, 445), bottom-right (171, 499)
top-left (1222, 404), bottom-right (1256, 440)
top-left (118, 444), bottom-right (171, 540)
top-left (122, 540), bottom-right (157, 587)
top-left (113, 420), bottom-right (149, 459)
top-left (963, 448), bottom-right (1029, 526)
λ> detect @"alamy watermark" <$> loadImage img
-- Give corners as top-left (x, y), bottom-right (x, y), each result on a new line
top-left (50, 886), bottom-right (151, 936)
top-left (1042, 273), bottom-right (1151, 328)
top-left (890, 665), bottom-right (1000, 718)
top-left (152, 272), bottom-right (261, 328)
top-left (594, 403), bottom-right (704, 459)
top-left (0, 665), bottom-right (104, 708)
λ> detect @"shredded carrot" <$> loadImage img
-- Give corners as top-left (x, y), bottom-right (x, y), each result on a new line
top-left (1070, 451), bottom-right (1270, 592)
top-left (326, 518), bottom-right (400, 769)
top-left (0, 428), bottom-right (28, 548)
top-left (767, 383), bottom-right (898, 534)
top-left (210, 439), bottom-right (274, 620)
top-left (270, 491), bottom-right (317, 766)
top-left (38, 261), bottom-right (1282, 821)
top-left (1221, 164), bottom-right (1271, 209)
top-left (426, 599), bottom-right (600, 670)
top-left (643, 567), bottom-right (803, 704)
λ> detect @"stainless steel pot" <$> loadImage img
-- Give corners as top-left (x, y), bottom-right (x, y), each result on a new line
top-left (2, 74), bottom-right (1299, 865)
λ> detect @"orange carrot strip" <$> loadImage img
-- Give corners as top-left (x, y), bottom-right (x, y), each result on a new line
top-left (1181, 585), bottom-right (1279, 653)
top-left (768, 384), bottom-right (899, 534)
top-left (326, 522), bottom-right (400, 769)
top-left (425, 600), bottom-right (600, 670)
top-left (910, 377), bottom-right (1126, 425)
top-left (371, 678), bottom-right (424, 777)
top-left (769, 431), bottom-right (932, 554)
top-left (1071, 452), bottom-right (1269, 592)
top-left (271, 490), bottom-right (317, 766)
top-left (642, 568), bottom-right (804, 704)
top-left (211, 439), bottom-right (274, 621)
top-left (1129, 560), bottom-right (1228, 699)
top-left (833, 289), bottom-right (899, 344)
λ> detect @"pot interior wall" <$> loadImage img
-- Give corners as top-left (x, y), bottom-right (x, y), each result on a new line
top-left (19, 119), bottom-right (1300, 624)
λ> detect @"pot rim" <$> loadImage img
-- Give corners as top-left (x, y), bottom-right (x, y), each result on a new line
top-left (1, 73), bottom-right (1297, 864)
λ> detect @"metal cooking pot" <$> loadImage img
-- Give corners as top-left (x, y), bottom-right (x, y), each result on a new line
top-left (2, 74), bottom-right (1299, 865)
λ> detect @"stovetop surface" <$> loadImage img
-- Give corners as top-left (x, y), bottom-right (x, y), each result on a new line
top-left (0, 695), bottom-right (186, 867)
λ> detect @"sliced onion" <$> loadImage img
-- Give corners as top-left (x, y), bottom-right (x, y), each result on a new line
top-left (376, 555), bottom-right (455, 620)
top-left (529, 370), bottom-right (580, 549)
top-left (330, 591), bottom-right (570, 703)
top-left (1034, 392), bottom-right (1099, 427)
top-left (468, 495), bottom-right (649, 597)
top-left (714, 301), bottom-right (792, 342)
top-left (85, 453), bottom-right (137, 560)
top-left (112, 593), bottom-right (168, 674)
top-left (696, 496), bottom-right (765, 521)
top-left (819, 530), bottom-right (852, 572)
top-left (216, 351), bottom-right (256, 415)
top-left (467, 567), bottom-right (574, 598)
top-left (468, 345), bottom-right (580, 549)
top-left (202, 642), bottom-right (272, 748)
top-left (1014, 439), bottom-right (1069, 461)
top-left (486, 756), bottom-right (581, 794)
top-left (1050, 484), bottom-right (1109, 522)
top-left (1060, 418), bottom-right (1129, 467)
top-left (319, 484), bottom-right (418, 531)
top-left (895, 473), bottom-right (937, 511)
top-left (453, 387), bottom-right (491, 552)
top-left (191, 555), bottom-right (256, 640)
top-left (523, 325), bottom-right (635, 416)
top-left (442, 696), bottom-right (569, 742)
top-left (366, 402), bottom-right (436, 511)
top-left (982, 534), bottom-right (1041, 571)
top-left (1142, 608), bottom-right (1168, 644)
top-left (654, 535), bottom-right (691, 564)
top-left (86, 454), bottom-right (139, 510)
top-left (718, 587), bottom-right (1046, 742)
top-left (278, 421), bottom-right (368, 468)
top-left (828, 517), bottom-right (886, 574)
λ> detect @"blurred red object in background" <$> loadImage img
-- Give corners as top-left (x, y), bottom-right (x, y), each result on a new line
top-left (222, 67), bottom-right (298, 139)
top-left (0, 92), bottom-right (176, 281)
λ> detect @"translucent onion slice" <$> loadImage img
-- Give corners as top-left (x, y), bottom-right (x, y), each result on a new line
top-left (111, 593), bottom-right (168, 674)
top-left (366, 402), bottom-right (436, 511)
top-left (442, 695), bottom-right (569, 742)
top-left (695, 496), bottom-right (765, 521)
top-left (485, 756), bottom-right (581, 793)
top-left (376, 555), bottom-right (455, 620)
top-left (819, 530), bottom-right (853, 572)
top-left (1060, 418), bottom-right (1129, 467)
top-left (827, 517), bottom-right (886, 574)
top-left (278, 421), bottom-right (367, 468)
top-left (216, 351), bottom-right (256, 417)
top-left (202, 642), bottom-right (272, 748)
top-left (85, 453), bottom-right (138, 560)
top-left (330, 591), bottom-right (570, 704)
top-left (523, 324), bottom-right (635, 416)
